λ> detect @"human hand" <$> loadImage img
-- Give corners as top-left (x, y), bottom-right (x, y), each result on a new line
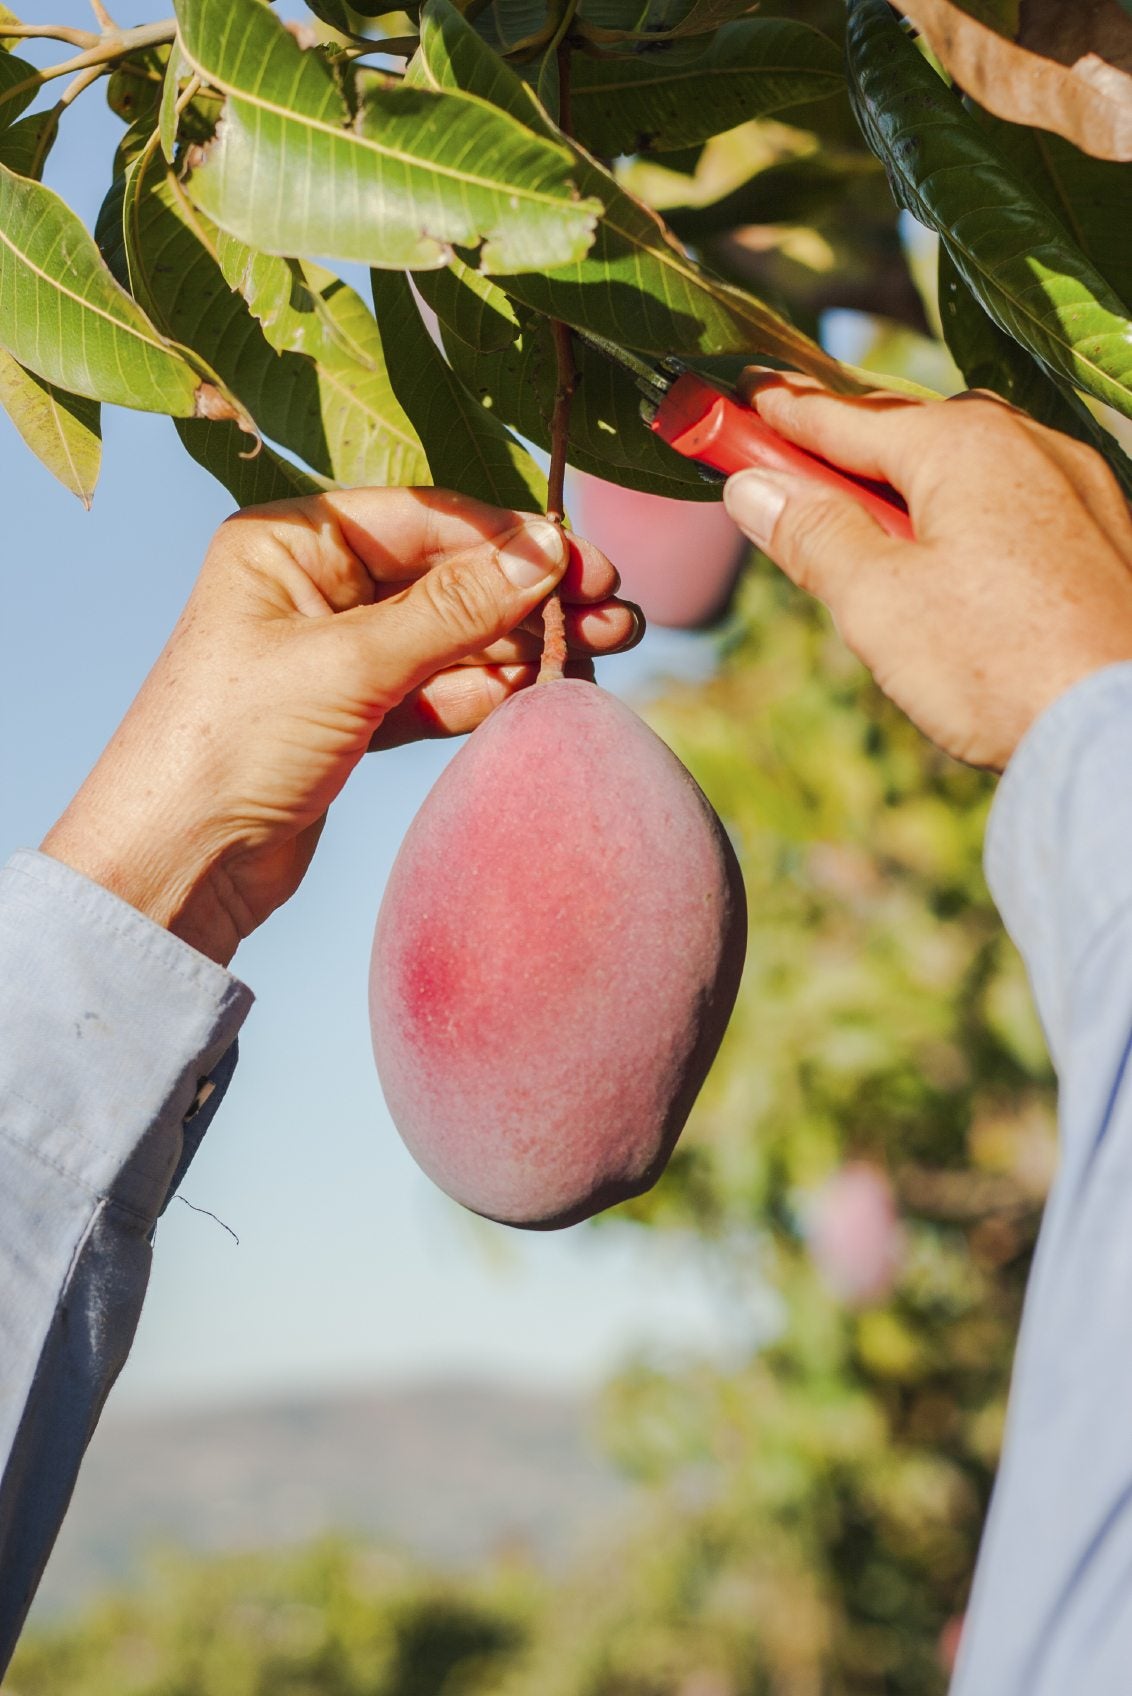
top-left (42, 488), bottom-right (638, 967)
top-left (722, 375), bottom-right (1132, 770)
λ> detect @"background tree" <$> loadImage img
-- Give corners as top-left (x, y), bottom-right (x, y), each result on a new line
top-left (3, 1), bottom-right (1131, 1692)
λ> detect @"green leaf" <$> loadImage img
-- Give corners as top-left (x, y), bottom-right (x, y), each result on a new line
top-left (106, 43), bottom-right (170, 130)
top-left (846, 0), bottom-right (1132, 421)
top-left (967, 109), bottom-right (1132, 311)
top-left (99, 134), bottom-right (430, 488)
top-left (0, 162), bottom-right (212, 416)
top-left (576, 0), bottom-right (759, 45)
top-left (370, 268), bottom-right (547, 508)
top-left (160, 40), bottom-right (191, 163)
top-left (174, 0), bottom-right (601, 272)
top-left (568, 19), bottom-right (843, 157)
top-left (0, 349), bottom-right (101, 506)
top-left (174, 419), bottom-right (324, 506)
top-left (431, 285), bottom-right (713, 497)
top-left (937, 245), bottom-right (1132, 497)
top-left (414, 255), bottom-right (520, 351)
top-left (0, 50), bottom-right (37, 130)
top-left (0, 7), bottom-right (24, 52)
top-left (0, 108), bottom-right (58, 179)
top-left (412, 2), bottom-right (856, 381)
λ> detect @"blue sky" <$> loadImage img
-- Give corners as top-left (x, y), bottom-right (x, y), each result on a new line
top-left (1, 7), bottom-right (761, 1412)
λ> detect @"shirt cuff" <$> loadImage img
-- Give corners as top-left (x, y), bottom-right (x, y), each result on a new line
top-left (0, 849), bottom-right (253, 1227)
top-left (984, 661), bottom-right (1132, 1069)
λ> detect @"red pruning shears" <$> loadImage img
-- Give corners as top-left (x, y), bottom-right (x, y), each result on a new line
top-left (575, 332), bottom-right (913, 541)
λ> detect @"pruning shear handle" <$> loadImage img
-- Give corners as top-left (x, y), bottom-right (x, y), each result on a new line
top-left (651, 371), bottom-right (913, 542)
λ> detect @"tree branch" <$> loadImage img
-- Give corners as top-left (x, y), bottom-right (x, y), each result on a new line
top-left (537, 34), bottom-right (579, 688)
top-left (0, 20), bottom-right (176, 115)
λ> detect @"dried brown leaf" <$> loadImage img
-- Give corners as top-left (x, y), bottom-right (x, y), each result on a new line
top-left (900, 0), bottom-right (1132, 160)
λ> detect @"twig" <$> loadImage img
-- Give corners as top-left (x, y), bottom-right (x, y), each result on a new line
top-left (89, 0), bottom-right (119, 27)
top-left (0, 20), bottom-right (176, 115)
top-left (0, 23), bottom-right (99, 47)
top-left (537, 35), bottom-right (579, 687)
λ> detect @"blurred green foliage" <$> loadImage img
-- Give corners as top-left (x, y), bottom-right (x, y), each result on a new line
top-left (7, 568), bottom-right (1055, 1696)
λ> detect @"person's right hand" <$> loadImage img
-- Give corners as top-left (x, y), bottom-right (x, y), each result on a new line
top-left (722, 375), bottom-right (1132, 770)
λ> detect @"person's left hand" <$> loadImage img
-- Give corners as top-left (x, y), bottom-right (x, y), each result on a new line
top-left (42, 487), bottom-right (638, 966)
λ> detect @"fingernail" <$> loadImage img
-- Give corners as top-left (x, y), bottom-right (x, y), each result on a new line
top-left (497, 519), bottom-right (566, 590)
top-left (723, 470), bottom-right (787, 550)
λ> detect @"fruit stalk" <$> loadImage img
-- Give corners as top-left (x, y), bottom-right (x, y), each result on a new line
top-left (537, 37), bottom-right (578, 687)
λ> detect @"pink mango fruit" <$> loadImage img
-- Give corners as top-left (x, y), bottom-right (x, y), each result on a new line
top-left (570, 472), bottom-right (747, 629)
top-left (806, 1163), bottom-right (905, 1306)
top-left (370, 679), bottom-right (747, 1229)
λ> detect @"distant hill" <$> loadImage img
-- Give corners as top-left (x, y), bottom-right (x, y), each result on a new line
top-left (29, 1380), bottom-right (636, 1622)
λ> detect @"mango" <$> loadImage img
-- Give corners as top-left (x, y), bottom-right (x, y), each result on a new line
top-left (369, 679), bottom-right (746, 1229)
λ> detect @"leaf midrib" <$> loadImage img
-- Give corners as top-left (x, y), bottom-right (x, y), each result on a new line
top-left (0, 183), bottom-right (182, 370)
top-left (180, 40), bottom-right (589, 219)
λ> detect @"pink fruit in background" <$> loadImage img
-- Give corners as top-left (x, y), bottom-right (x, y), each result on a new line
top-left (806, 1163), bottom-right (904, 1305)
top-left (370, 679), bottom-right (747, 1229)
top-left (570, 472), bottom-right (747, 630)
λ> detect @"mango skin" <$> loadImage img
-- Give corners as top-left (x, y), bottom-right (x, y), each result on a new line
top-left (369, 679), bottom-right (746, 1229)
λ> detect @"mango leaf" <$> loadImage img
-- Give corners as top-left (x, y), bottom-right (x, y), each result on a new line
top-left (900, 0), bottom-right (1132, 162)
top-left (106, 44), bottom-right (170, 131)
top-left (0, 162), bottom-right (219, 417)
top-left (0, 50), bottom-right (37, 130)
top-left (99, 134), bottom-right (429, 488)
top-left (464, 0), bottom-right (558, 56)
top-left (0, 8), bottom-right (24, 51)
top-left (0, 349), bottom-right (101, 506)
top-left (937, 245), bottom-right (1132, 497)
top-left (575, 0), bottom-right (758, 46)
top-left (415, 254), bottom-right (521, 350)
top-left (431, 283), bottom-right (713, 497)
top-left (174, 419), bottom-right (325, 505)
top-left (846, 0), bottom-right (1132, 420)
top-left (568, 19), bottom-right (843, 157)
top-left (968, 108), bottom-right (1132, 309)
top-left (160, 40), bottom-right (191, 163)
top-left (371, 269), bottom-right (546, 507)
top-left (174, 0), bottom-right (601, 272)
top-left (0, 108), bottom-right (58, 179)
top-left (411, 2), bottom-right (856, 382)
top-left (213, 236), bottom-right (373, 364)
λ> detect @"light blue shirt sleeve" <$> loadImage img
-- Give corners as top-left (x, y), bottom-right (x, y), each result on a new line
top-left (0, 848), bottom-right (253, 1668)
top-left (954, 662), bottom-right (1132, 1693)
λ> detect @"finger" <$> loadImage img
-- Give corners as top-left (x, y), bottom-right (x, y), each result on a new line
top-left (737, 368), bottom-right (928, 493)
top-left (369, 655), bottom-right (599, 749)
top-left (333, 517), bottom-right (570, 707)
top-left (368, 663), bottom-right (535, 749)
top-left (723, 467), bottom-right (902, 612)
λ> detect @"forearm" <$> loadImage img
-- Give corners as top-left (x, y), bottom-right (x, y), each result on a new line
top-left (0, 851), bottom-right (251, 1669)
top-left (954, 663), bottom-right (1132, 1692)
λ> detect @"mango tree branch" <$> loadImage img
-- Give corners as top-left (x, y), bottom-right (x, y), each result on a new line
top-left (0, 20), bottom-right (176, 114)
top-left (537, 31), bottom-right (579, 687)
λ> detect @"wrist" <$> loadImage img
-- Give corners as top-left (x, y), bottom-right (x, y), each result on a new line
top-left (40, 803), bottom-right (240, 968)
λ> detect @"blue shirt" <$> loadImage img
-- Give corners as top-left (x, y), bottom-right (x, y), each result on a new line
top-left (4, 663), bottom-right (1132, 1684)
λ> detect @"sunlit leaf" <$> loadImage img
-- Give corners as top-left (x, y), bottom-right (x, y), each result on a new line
top-left (0, 162), bottom-right (214, 417)
top-left (411, 3), bottom-right (857, 381)
top-left (968, 108), bottom-right (1132, 309)
top-left (371, 268), bottom-right (547, 507)
top-left (900, 0), bottom-right (1132, 162)
top-left (174, 0), bottom-right (601, 272)
top-left (937, 245), bottom-right (1132, 497)
top-left (0, 349), bottom-right (101, 506)
top-left (846, 0), bottom-right (1132, 420)
top-left (99, 133), bottom-right (429, 488)
top-left (568, 19), bottom-right (843, 158)
top-left (159, 40), bottom-right (191, 163)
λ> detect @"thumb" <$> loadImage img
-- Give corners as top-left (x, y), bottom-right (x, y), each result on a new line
top-left (723, 468), bottom-right (898, 609)
top-left (351, 517), bottom-right (568, 702)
